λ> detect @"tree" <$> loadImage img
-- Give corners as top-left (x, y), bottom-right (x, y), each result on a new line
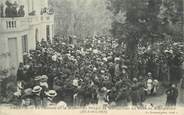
top-left (107, 0), bottom-right (183, 78)
top-left (49, 0), bottom-right (112, 39)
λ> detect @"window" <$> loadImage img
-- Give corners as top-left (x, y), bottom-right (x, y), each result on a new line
top-left (22, 35), bottom-right (28, 53)
top-left (52, 24), bottom-right (54, 39)
top-left (35, 29), bottom-right (38, 42)
top-left (46, 25), bottom-right (50, 41)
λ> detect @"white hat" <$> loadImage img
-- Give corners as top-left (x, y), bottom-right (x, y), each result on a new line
top-left (34, 76), bottom-right (42, 81)
top-left (103, 57), bottom-right (108, 62)
top-left (40, 75), bottom-right (48, 81)
top-left (40, 82), bottom-right (48, 88)
top-left (101, 87), bottom-right (107, 92)
top-left (32, 86), bottom-right (42, 93)
top-left (101, 70), bottom-right (105, 73)
top-left (122, 65), bottom-right (128, 69)
top-left (114, 57), bottom-right (120, 61)
top-left (14, 91), bottom-right (21, 97)
top-left (164, 49), bottom-right (173, 54)
top-left (52, 54), bottom-right (57, 61)
top-left (148, 72), bottom-right (152, 75)
top-left (93, 49), bottom-right (99, 54)
top-left (45, 90), bottom-right (57, 97)
top-left (72, 79), bottom-right (79, 87)
top-left (93, 67), bottom-right (97, 71)
top-left (24, 88), bottom-right (32, 96)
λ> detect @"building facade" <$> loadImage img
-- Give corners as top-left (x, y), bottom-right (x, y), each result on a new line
top-left (0, 0), bottom-right (54, 74)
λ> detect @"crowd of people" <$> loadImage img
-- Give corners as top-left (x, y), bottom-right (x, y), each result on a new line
top-left (2, 1), bottom-right (25, 18)
top-left (13, 35), bottom-right (166, 108)
top-left (0, 0), bottom-right (54, 18)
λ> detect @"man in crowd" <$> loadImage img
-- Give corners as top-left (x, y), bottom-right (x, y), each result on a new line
top-left (18, 5), bottom-right (25, 17)
top-left (0, 3), bottom-right (4, 17)
top-left (4, 1), bottom-right (25, 17)
top-left (166, 84), bottom-right (178, 106)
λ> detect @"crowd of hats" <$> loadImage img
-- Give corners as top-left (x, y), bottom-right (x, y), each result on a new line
top-left (15, 35), bottom-right (180, 107)
top-left (14, 36), bottom-right (135, 107)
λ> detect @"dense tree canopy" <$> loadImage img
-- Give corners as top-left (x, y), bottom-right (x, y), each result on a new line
top-left (49, 0), bottom-right (112, 39)
top-left (107, 0), bottom-right (183, 78)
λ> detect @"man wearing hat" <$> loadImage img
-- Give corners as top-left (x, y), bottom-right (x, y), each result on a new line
top-left (165, 84), bottom-right (178, 106)
top-left (32, 86), bottom-right (42, 107)
top-left (39, 75), bottom-right (49, 107)
top-left (44, 90), bottom-right (58, 108)
top-left (108, 62), bottom-right (115, 81)
top-left (16, 63), bottom-right (25, 93)
top-left (34, 76), bottom-right (42, 86)
top-left (12, 1), bottom-right (18, 17)
top-left (107, 87), bottom-right (117, 105)
top-left (138, 76), bottom-right (146, 104)
top-left (114, 57), bottom-right (121, 82)
top-left (18, 5), bottom-right (25, 17)
top-left (131, 78), bottom-right (140, 106)
top-left (121, 65), bottom-right (129, 80)
top-left (97, 87), bottom-right (108, 106)
top-left (0, 3), bottom-right (4, 17)
top-left (21, 88), bottom-right (34, 108)
top-left (5, 1), bottom-right (12, 17)
top-left (115, 84), bottom-right (129, 106)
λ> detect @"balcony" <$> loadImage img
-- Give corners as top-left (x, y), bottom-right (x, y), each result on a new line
top-left (0, 15), bottom-right (54, 33)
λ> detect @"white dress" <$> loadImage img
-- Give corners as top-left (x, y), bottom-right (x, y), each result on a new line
top-left (147, 79), bottom-right (153, 94)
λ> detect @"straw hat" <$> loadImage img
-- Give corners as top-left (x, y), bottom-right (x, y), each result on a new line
top-left (24, 88), bottom-right (32, 96)
top-left (101, 70), bottom-right (105, 73)
top-left (34, 76), bottom-right (42, 81)
top-left (40, 82), bottom-right (48, 88)
top-left (147, 72), bottom-right (152, 75)
top-left (40, 75), bottom-right (48, 82)
top-left (45, 90), bottom-right (57, 97)
top-left (122, 65), bottom-right (128, 69)
top-left (114, 57), bottom-right (120, 61)
top-left (133, 78), bottom-right (138, 82)
top-left (164, 49), bottom-right (173, 54)
top-left (100, 87), bottom-right (107, 93)
top-left (32, 86), bottom-right (42, 93)
top-left (13, 91), bottom-right (21, 97)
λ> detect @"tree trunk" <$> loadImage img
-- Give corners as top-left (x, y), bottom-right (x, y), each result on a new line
top-left (126, 40), bottom-right (138, 79)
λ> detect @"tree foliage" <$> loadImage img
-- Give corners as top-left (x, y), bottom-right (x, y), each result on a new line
top-left (107, 0), bottom-right (183, 77)
top-left (49, 0), bottom-right (112, 38)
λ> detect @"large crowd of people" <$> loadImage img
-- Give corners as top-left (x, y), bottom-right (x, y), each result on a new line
top-left (13, 35), bottom-right (167, 108)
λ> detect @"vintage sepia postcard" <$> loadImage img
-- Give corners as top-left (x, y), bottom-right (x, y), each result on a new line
top-left (0, 0), bottom-right (183, 115)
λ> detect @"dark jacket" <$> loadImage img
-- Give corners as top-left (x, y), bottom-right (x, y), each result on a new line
top-left (166, 87), bottom-right (178, 106)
